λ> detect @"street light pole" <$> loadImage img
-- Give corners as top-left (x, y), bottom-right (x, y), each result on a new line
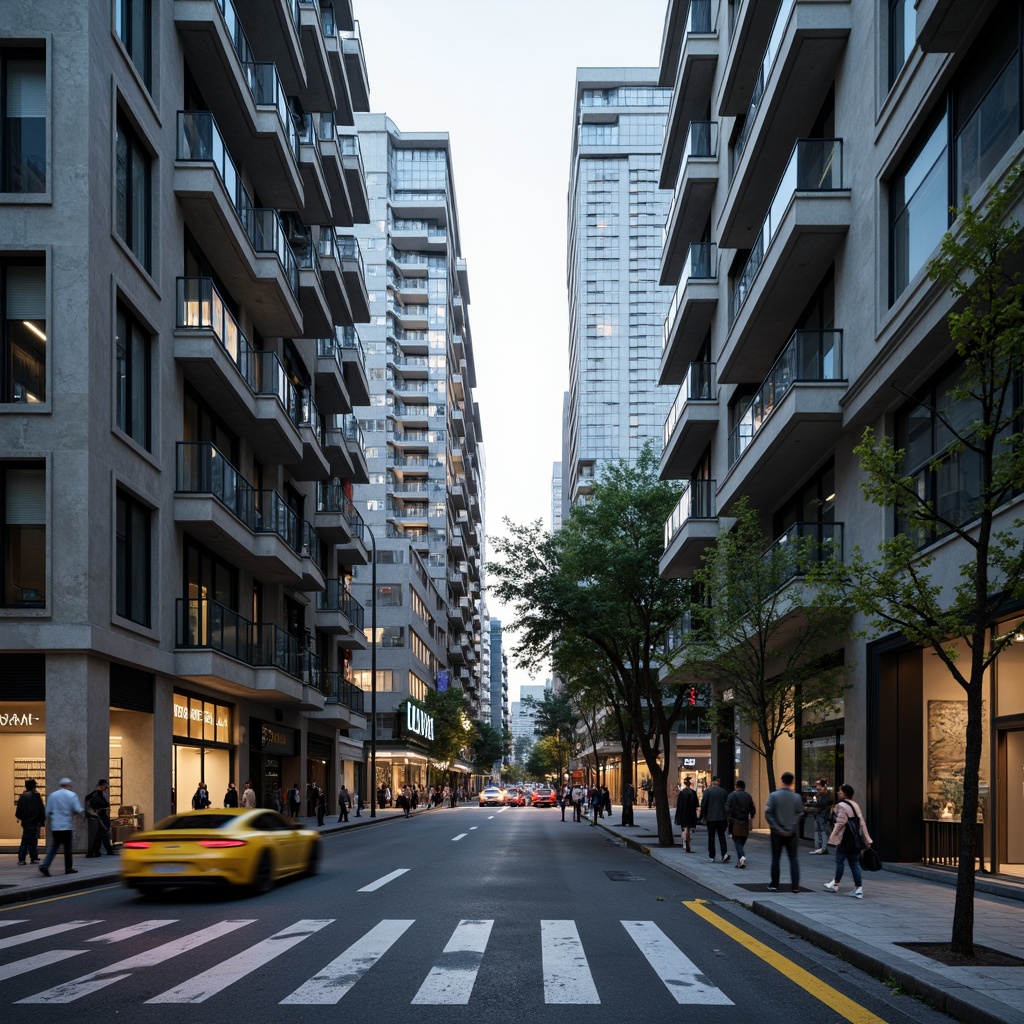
top-left (368, 523), bottom-right (377, 819)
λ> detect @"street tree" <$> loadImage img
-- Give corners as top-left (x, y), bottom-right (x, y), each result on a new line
top-left (525, 735), bottom-right (561, 780)
top-left (685, 498), bottom-right (852, 792)
top-left (489, 447), bottom-right (690, 845)
top-left (815, 170), bottom-right (1024, 957)
top-left (421, 688), bottom-right (475, 791)
top-left (471, 721), bottom-right (506, 775)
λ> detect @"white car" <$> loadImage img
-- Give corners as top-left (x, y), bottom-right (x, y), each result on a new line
top-left (478, 785), bottom-right (504, 806)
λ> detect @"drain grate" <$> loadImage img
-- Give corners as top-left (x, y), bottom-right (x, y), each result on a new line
top-left (605, 870), bottom-right (645, 882)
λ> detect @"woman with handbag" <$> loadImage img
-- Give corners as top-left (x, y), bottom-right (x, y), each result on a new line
top-left (824, 783), bottom-right (873, 899)
top-left (725, 779), bottom-right (756, 868)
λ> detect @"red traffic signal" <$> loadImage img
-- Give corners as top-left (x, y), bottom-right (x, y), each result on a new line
top-left (688, 686), bottom-right (696, 706)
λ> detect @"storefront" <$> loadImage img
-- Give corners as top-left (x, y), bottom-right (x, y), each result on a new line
top-left (248, 718), bottom-right (298, 811)
top-left (307, 733), bottom-right (333, 816)
top-left (172, 691), bottom-right (234, 813)
top-left (0, 701), bottom-right (46, 847)
top-left (370, 703), bottom-right (435, 800)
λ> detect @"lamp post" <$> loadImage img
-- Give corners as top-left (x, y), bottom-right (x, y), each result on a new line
top-left (368, 522), bottom-right (377, 819)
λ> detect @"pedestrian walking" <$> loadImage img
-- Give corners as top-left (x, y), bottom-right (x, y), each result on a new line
top-left (288, 782), bottom-right (301, 817)
top-left (621, 780), bottom-right (635, 827)
top-left (572, 784), bottom-right (584, 822)
top-left (675, 776), bottom-right (699, 852)
top-left (824, 783), bottom-right (873, 899)
top-left (601, 785), bottom-right (612, 818)
top-left (85, 779), bottom-right (116, 857)
top-left (725, 779), bottom-right (756, 868)
top-left (810, 779), bottom-right (833, 854)
top-left (589, 786), bottom-right (602, 825)
top-left (765, 771), bottom-right (805, 892)
top-left (15, 778), bottom-right (45, 865)
top-left (39, 778), bottom-right (84, 876)
top-left (241, 781), bottom-right (257, 809)
top-left (191, 781), bottom-right (211, 810)
top-left (314, 784), bottom-right (326, 826)
top-left (223, 782), bottom-right (239, 808)
top-left (353, 790), bottom-right (361, 816)
top-left (700, 775), bottom-right (730, 861)
top-left (338, 785), bottom-right (351, 822)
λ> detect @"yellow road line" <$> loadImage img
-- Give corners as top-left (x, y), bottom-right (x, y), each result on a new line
top-left (683, 900), bottom-right (889, 1024)
top-left (0, 884), bottom-right (121, 911)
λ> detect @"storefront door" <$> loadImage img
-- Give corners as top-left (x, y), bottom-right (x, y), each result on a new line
top-left (998, 728), bottom-right (1024, 877)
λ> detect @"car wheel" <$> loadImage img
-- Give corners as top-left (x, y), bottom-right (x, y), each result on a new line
top-left (305, 843), bottom-right (321, 877)
top-left (251, 851), bottom-right (274, 895)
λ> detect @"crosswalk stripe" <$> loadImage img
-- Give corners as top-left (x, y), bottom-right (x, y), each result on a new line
top-left (0, 950), bottom-right (88, 982)
top-left (0, 921), bottom-right (102, 952)
top-left (541, 920), bottom-right (600, 1004)
top-left (280, 919), bottom-right (415, 1005)
top-left (88, 921), bottom-right (177, 944)
top-left (17, 919), bottom-right (256, 1004)
top-left (621, 921), bottom-right (733, 1005)
top-left (146, 919), bottom-right (333, 1004)
top-left (0, 922), bottom-right (27, 930)
top-left (357, 868), bottom-right (409, 892)
top-left (411, 919), bottom-right (493, 1005)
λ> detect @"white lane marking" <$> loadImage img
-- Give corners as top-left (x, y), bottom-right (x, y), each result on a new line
top-left (411, 919), bottom-right (494, 1005)
top-left (88, 920), bottom-right (177, 944)
top-left (487, 815), bottom-right (494, 820)
top-left (0, 921), bottom-right (27, 929)
top-left (147, 919), bottom-right (333, 1004)
top-left (357, 868), bottom-right (410, 892)
top-left (541, 920), bottom-right (600, 1004)
top-left (18, 919), bottom-right (256, 1004)
top-left (451, 833), bottom-right (468, 841)
top-left (469, 826), bottom-right (478, 830)
top-left (0, 950), bottom-right (87, 982)
top-left (0, 921), bottom-right (102, 951)
top-left (281, 919), bottom-right (415, 1004)
top-left (621, 921), bottom-right (733, 1005)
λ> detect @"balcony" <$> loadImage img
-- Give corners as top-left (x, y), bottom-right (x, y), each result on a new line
top-left (660, 479), bottom-right (718, 579)
top-left (722, 139), bottom-right (850, 384)
top-left (720, 0), bottom-right (852, 248)
top-left (314, 481), bottom-right (354, 540)
top-left (174, 0), bottom-right (302, 210)
top-left (309, 673), bottom-right (366, 727)
top-left (321, 7), bottom-right (355, 125)
top-left (341, 20), bottom-right (370, 113)
top-left (660, 362), bottom-right (718, 480)
top-left (661, 122), bottom-right (719, 285)
top-left (315, 579), bottom-right (367, 646)
top-left (660, 0), bottom-right (719, 189)
top-left (337, 234), bottom-right (371, 322)
top-left (174, 441), bottom-right (305, 586)
top-left (719, 0), bottom-right (783, 115)
top-left (296, 114), bottom-right (332, 226)
top-left (325, 413), bottom-right (369, 484)
top-left (175, 277), bottom-right (303, 464)
top-left (764, 521), bottom-right (845, 589)
top-left (237, 0), bottom-right (305, 103)
top-left (315, 113), bottom-right (354, 226)
top-left (293, 232), bottom-right (332, 337)
top-left (337, 133), bottom-right (370, 223)
top-left (293, 392), bottom-right (330, 480)
top-left (175, 112), bottom-right (302, 338)
top-left (915, 0), bottom-right (999, 53)
top-left (659, 243), bottom-right (718, 386)
top-left (337, 326), bottom-right (370, 405)
top-left (314, 335), bottom-right (348, 415)
top-left (296, 0), bottom-right (336, 109)
top-left (719, 329), bottom-right (846, 514)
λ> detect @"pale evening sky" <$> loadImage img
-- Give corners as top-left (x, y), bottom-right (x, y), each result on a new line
top-left (355, 0), bottom-right (669, 701)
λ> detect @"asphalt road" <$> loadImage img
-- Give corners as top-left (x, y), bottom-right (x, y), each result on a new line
top-left (0, 805), bottom-right (955, 1023)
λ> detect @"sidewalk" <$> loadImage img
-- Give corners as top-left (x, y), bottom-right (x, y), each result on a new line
top-left (594, 807), bottom-right (1024, 1024)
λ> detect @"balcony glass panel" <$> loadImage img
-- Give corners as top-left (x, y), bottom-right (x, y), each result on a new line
top-left (177, 596), bottom-right (253, 663)
top-left (728, 329), bottom-right (844, 465)
top-left (664, 362), bottom-right (717, 444)
top-left (317, 578), bottom-right (365, 629)
top-left (763, 521), bottom-right (844, 584)
top-left (663, 242), bottom-right (717, 350)
top-left (663, 479), bottom-right (717, 548)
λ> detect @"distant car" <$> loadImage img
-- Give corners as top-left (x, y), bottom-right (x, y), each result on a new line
top-left (479, 786), bottom-right (504, 807)
top-left (120, 809), bottom-right (321, 895)
top-left (531, 786), bottom-right (557, 807)
top-left (505, 788), bottom-right (526, 807)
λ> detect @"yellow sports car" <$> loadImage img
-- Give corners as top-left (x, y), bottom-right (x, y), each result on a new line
top-left (120, 808), bottom-right (321, 894)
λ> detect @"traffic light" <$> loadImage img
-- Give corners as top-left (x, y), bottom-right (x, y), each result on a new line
top-left (688, 686), bottom-right (697, 706)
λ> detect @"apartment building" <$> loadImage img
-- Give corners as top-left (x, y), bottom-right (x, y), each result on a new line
top-left (0, 0), bottom-right (374, 841)
top-left (566, 69), bottom-right (675, 506)
top-left (349, 116), bottom-right (485, 796)
top-left (657, 0), bottom-right (1024, 871)
top-left (489, 618), bottom-right (509, 740)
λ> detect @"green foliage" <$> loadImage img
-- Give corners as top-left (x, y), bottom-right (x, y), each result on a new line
top-left (421, 688), bottom-right (475, 777)
top-left (471, 721), bottom-right (506, 772)
top-left (525, 735), bottom-right (561, 780)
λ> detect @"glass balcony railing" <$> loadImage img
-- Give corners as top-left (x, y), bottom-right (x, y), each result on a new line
top-left (954, 56), bottom-right (1019, 204)
top-left (177, 596), bottom-right (254, 664)
top-left (339, 412), bottom-right (364, 448)
top-left (663, 242), bottom-right (717, 350)
top-left (297, 391), bottom-right (324, 447)
top-left (728, 329), bottom-right (844, 465)
top-left (338, 133), bottom-right (361, 157)
top-left (253, 623), bottom-right (301, 678)
top-left (663, 362), bottom-right (717, 445)
top-left (320, 3), bottom-right (337, 38)
top-left (336, 325), bottom-right (366, 368)
top-left (336, 233), bottom-right (365, 277)
top-left (687, 0), bottom-right (716, 35)
top-left (663, 479), bottom-right (717, 548)
top-left (302, 520), bottom-right (326, 570)
top-left (730, 138), bottom-right (844, 324)
top-left (317, 579), bottom-right (365, 629)
top-left (763, 521), bottom-right (844, 584)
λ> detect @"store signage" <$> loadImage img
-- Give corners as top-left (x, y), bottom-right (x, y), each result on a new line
top-left (436, 670), bottom-right (449, 693)
top-left (0, 712), bottom-right (43, 729)
top-left (260, 723), bottom-right (296, 755)
top-left (682, 757), bottom-right (696, 767)
top-left (406, 704), bottom-right (435, 741)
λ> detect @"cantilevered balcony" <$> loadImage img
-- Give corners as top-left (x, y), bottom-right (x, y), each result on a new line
top-left (719, 329), bottom-right (846, 514)
top-left (722, 139), bottom-right (850, 384)
top-left (315, 578), bottom-right (367, 647)
top-left (296, 114), bottom-right (332, 226)
top-left (174, 441), bottom-right (306, 586)
top-left (237, 0), bottom-right (305, 102)
top-left (661, 121), bottom-right (719, 285)
top-left (660, 479), bottom-right (718, 579)
top-left (294, 392), bottom-right (330, 480)
top-left (324, 413), bottom-right (368, 484)
top-left (720, 0), bottom-right (852, 248)
top-left (174, 0), bottom-right (303, 210)
top-left (657, 0), bottom-right (689, 87)
top-left (659, 242), bottom-right (718, 386)
top-left (293, 232), bottom-right (332, 337)
top-left (341, 20), bottom-right (370, 112)
top-left (321, 6), bottom-right (355, 125)
top-left (337, 234), bottom-right (370, 321)
top-left (660, 0), bottom-right (719, 190)
top-left (296, 0), bottom-right (336, 110)
top-left (915, 0), bottom-right (999, 53)
top-left (660, 362), bottom-right (718, 480)
top-left (311, 674), bottom-right (366, 729)
top-left (314, 334), bottom-right (348, 416)
top-left (314, 481), bottom-right (355, 542)
top-left (719, 0), bottom-right (783, 115)
top-left (175, 277), bottom-right (303, 464)
top-left (316, 113), bottom-right (354, 226)
top-left (175, 112), bottom-right (301, 338)
top-left (337, 133), bottom-right (370, 223)
top-left (337, 326), bottom-right (370, 405)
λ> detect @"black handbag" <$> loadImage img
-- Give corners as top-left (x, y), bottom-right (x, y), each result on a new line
top-left (860, 846), bottom-right (882, 871)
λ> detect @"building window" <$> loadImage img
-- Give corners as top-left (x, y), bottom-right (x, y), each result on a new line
top-left (1, 258), bottom-right (46, 403)
top-left (2, 462), bottom-right (45, 607)
top-left (1, 50), bottom-right (45, 193)
top-left (115, 114), bottom-right (151, 271)
top-left (116, 489), bottom-right (151, 625)
top-left (888, 0), bottom-right (915, 88)
top-left (115, 0), bottom-right (151, 88)
top-left (115, 304), bottom-right (151, 448)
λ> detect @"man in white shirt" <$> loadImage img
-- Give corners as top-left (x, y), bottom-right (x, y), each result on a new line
top-left (241, 781), bottom-right (257, 809)
top-left (40, 777), bottom-right (84, 877)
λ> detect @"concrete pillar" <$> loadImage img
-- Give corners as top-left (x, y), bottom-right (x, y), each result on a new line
top-left (665, 728), bottom-right (679, 795)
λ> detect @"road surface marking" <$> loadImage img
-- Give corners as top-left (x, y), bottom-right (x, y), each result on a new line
top-left (487, 815), bottom-right (494, 819)
top-left (0, 950), bottom-right (87, 982)
top-left (684, 900), bottom-right (889, 1024)
top-left (358, 868), bottom-right (410, 892)
top-left (469, 826), bottom-right (478, 830)
top-left (0, 921), bottom-right (26, 929)
top-left (0, 921), bottom-right (102, 951)
top-left (621, 920), bottom-right (733, 1005)
top-left (88, 921), bottom-right (177, 944)
top-left (281, 919), bottom-right (414, 1004)
top-left (541, 920), bottom-right (600, 1004)
top-left (412, 919), bottom-right (494, 1004)
top-left (18, 919), bottom-right (256, 1003)
top-left (0, 885), bottom-right (120, 912)
top-left (452, 833), bottom-right (468, 841)
top-left (147, 919), bottom-right (333, 1003)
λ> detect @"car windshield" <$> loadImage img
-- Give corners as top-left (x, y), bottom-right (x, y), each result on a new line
top-left (160, 814), bottom-right (235, 830)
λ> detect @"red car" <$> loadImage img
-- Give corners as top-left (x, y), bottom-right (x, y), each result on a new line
top-left (504, 788), bottom-right (526, 807)
top-left (530, 786), bottom-right (557, 807)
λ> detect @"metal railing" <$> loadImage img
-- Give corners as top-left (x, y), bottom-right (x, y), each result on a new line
top-left (663, 242), bottom-right (717, 351)
top-left (316, 578), bottom-right (365, 629)
top-left (664, 362), bottom-right (716, 445)
top-left (663, 479), bottom-right (717, 548)
top-left (762, 521), bottom-right (844, 583)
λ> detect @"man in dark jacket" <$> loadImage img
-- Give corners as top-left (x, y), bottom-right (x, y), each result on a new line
top-left (674, 776), bottom-right (699, 852)
top-left (15, 778), bottom-right (45, 865)
top-left (700, 776), bottom-right (730, 861)
top-left (725, 779), bottom-right (756, 868)
top-left (765, 771), bottom-right (805, 891)
top-left (85, 779), bottom-right (116, 857)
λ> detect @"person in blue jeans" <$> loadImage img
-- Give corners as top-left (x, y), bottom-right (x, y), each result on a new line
top-left (824, 783), bottom-right (873, 899)
top-left (39, 777), bottom-right (84, 876)
top-left (725, 779), bottom-right (756, 868)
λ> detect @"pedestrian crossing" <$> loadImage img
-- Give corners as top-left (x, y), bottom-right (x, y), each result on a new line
top-left (0, 916), bottom-right (735, 1006)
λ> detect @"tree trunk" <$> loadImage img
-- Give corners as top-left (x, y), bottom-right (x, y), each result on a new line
top-left (950, 671), bottom-right (983, 956)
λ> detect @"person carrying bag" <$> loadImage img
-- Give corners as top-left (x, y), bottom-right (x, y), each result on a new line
top-left (823, 783), bottom-right (874, 899)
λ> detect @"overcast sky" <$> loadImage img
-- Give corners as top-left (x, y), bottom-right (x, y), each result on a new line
top-left (355, 0), bottom-right (668, 701)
